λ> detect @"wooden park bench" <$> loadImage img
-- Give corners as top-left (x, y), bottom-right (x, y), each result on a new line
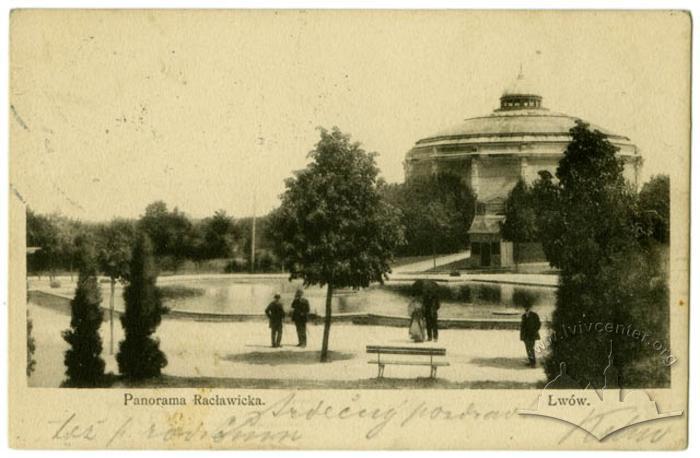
top-left (366, 345), bottom-right (449, 378)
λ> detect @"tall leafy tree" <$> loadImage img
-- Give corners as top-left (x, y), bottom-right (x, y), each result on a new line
top-left (138, 201), bottom-right (169, 256)
top-left (97, 219), bottom-right (135, 354)
top-left (200, 210), bottom-right (239, 259)
top-left (54, 217), bottom-right (85, 279)
top-left (62, 242), bottom-right (105, 387)
top-left (381, 173), bottom-right (476, 257)
top-left (422, 201), bottom-right (451, 267)
top-left (26, 208), bottom-right (59, 277)
top-left (117, 233), bottom-right (168, 379)
top-left (26, 210), bottom-right (94, 276)
top-left (270, 127), bottom-right (404, 362)
top-left (500, 179), bottom-right (538, 270)
top-left (138, 201), bottom-right (195, 271)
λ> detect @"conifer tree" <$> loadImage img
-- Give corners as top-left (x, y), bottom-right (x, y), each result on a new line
top-left (542, 121), bottom-right (668, 387)
top-left (62, 243), bottom-right (105, 386)
top-left (117, 233), bottom-right (168, 379)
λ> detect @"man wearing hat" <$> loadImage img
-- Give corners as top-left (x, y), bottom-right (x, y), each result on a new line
top-left (265, 293), bottom-right (285, 348)
top-left (520, 302), bottom-right (541, 367)
top-left (290, 288), bottom-right (310, 347)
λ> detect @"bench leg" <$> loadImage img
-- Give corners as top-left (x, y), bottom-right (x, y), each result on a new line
top-left (378, 364), bottom-right (385, 378)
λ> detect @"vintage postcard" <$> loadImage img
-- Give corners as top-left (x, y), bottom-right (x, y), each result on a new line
top-left (7, 9), bottom-right (690, 449)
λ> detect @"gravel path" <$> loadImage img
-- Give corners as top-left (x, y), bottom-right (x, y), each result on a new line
top-left (27, 301), bottom-right (548, 389)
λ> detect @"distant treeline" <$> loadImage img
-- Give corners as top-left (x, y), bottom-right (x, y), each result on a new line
top-left (26, 201), bottom-right (280, 276)
top-left (27, 173), bottom-right (481, 276)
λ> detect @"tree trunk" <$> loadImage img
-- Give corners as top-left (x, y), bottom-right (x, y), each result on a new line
top-left (109, 278), bottom-right (115, 354)
top-left (514, 241), bottom-right (520, 273)
top-left (320, 283), bottom-right (334, 362)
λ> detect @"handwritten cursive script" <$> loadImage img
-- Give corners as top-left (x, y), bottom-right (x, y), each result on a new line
top-left (46, 392), bottom-right (675, 448)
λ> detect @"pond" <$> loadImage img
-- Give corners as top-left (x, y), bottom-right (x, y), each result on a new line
top-left (100, 277), bottom-right (556, 321)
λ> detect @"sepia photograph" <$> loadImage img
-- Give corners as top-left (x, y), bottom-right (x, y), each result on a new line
top-left (6, 7), bottom-right (691, 450)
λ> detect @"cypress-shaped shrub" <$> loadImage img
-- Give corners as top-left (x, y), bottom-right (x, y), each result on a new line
top-left (117, 233), bottom-right (168, 379)
top-left (62, 245), bottom-right (105, 386)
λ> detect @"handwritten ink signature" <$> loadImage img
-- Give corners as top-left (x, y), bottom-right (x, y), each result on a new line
top-left (46, 393), bottom-right (675, 447)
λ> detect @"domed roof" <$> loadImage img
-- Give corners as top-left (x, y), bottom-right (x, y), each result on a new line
top-left (414, 74), bottom-right (631, 147)
top-left (416, 109), bottom-right (628, 146)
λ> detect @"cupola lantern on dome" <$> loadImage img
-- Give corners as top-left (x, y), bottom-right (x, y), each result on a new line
top-left (498, 69), bottom-right (543, 110)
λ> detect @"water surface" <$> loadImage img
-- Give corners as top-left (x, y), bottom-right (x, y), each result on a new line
top-left (102, 277), bottom-right (555, 320)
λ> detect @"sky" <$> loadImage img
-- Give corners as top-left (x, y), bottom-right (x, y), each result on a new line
top-left (9, 10), bottom-right (690, 221)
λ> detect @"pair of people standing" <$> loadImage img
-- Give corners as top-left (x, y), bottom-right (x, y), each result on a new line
top-left (408, 290), bottom-right (440, 343)
top-left (264, 289), bottom-right (310, 348)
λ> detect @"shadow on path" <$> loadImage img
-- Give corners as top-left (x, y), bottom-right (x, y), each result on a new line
top-left (220, 350), bottom-right (354, 365)
top-left (110, 375), bottom-right (542, 389)
top-left (469, 356), bottom-right (536, 371)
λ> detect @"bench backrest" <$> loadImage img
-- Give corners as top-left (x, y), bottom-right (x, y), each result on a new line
top-left (366, 345), bottom-right (446, 356)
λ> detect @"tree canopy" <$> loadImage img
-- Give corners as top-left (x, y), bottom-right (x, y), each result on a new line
top-left (269, 127), bottom-right (404, 361)
top-left (138, 201), bottom-right (196, 268)
top-left (270, 127), bottom-right (404, 289)
top-left (97, 218), bottom-right (135, 282)
top-left (381, 173), bottom-right (476, 256)
top-left (26, 203), bottom-right (252, 276)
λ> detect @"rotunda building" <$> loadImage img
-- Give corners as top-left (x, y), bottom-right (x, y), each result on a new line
top-left (404, 74), bottom-right (642, 268)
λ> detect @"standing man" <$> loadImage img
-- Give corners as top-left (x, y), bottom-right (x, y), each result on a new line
top-left (520, 303), bottom-right (541, 367)
top-left (423, 290), bottom-right (440, 342)
top-left (265, 293), bottom-right (285, 348)
top-left (291, 288), bottom-right (310, 347)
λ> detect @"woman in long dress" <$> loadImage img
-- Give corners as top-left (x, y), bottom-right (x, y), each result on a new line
top-left (407, 299), bottom-right (426, 342)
